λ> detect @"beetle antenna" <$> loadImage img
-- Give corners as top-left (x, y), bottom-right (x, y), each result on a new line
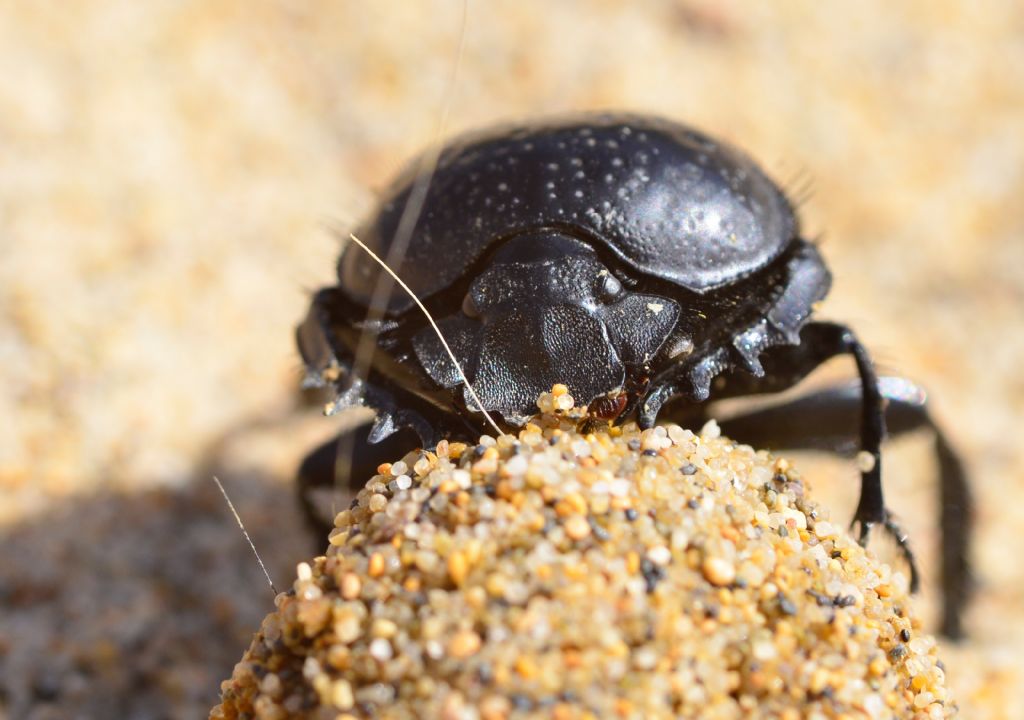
top-left (347, 232), bottom-right (505, 437)
top-left (211, 475), bottom-right (278, 597)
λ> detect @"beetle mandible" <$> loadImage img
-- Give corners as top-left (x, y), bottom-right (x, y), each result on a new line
top-left (295, 113), bottom-right (971, 637)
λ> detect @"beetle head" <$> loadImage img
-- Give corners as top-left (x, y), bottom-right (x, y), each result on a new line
top-left (412, 229), bottom-right (682, 424)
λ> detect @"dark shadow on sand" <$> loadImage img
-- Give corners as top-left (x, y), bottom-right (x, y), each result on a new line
top-left (0, 462), bottom-right (314, 720)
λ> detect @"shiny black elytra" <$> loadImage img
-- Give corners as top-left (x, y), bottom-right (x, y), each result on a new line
top-left (295, 114), bottom-right (971, 637)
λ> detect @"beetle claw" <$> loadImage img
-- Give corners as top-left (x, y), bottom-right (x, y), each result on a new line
top-left (852, 518), bottom-right (873, 546)
top-left (850, 512), bottom-right (921, 594)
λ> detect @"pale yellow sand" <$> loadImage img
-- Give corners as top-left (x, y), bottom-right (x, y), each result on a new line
top-left (1, 3), bottom-right (1021, 717)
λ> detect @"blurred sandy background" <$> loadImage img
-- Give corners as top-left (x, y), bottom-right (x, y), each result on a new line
top-left (1, 1), bottom-right (1022, 718)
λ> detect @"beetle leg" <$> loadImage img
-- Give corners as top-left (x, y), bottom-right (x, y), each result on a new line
top-left (713, 377), bottom-right (971, 638)
top-left (661, 322), bottom-right (920, 593)
top-left (296, 422), bottom-right (422, 545)
top-left (744, 322), bottom-right (911, 582)
top-left (779, 324), bottom-right (910, 587)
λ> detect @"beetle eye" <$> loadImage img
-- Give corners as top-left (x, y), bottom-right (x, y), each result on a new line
top-left (461, 292), bottom-right (481, 319)
top-left (598, 273), bottom-right (623, 302)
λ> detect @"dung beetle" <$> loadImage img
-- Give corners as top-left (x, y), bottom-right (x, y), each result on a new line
top-left (295, 114), bottom-right (971, 637)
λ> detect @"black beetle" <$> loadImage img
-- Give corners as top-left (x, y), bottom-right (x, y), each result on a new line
top-left (295, 113), bottom-right (971, 637)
